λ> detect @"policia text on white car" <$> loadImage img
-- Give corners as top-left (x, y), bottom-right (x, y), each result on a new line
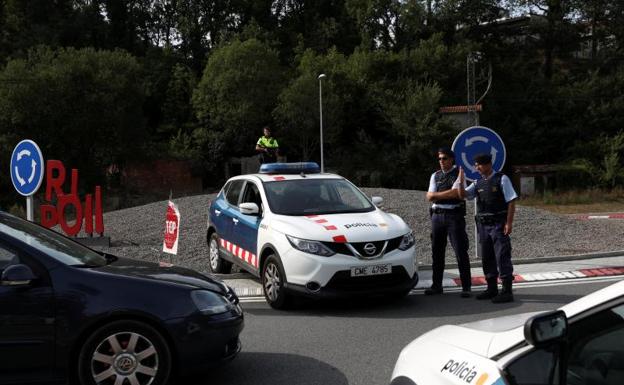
top-left (390, 279), bottom-right (624, 385)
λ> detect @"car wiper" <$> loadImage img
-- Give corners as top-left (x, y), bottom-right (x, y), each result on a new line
top-left (103, 253), bottom-right (118, 264)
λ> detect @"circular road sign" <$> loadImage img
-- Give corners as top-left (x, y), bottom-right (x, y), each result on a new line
top-left (10, 139), bottom-right (45, 196)
top-left (452, 126), bottom-right (506, 182)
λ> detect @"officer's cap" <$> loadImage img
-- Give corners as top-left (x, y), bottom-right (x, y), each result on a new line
top-left (474, 153), bottom-right (492, 165)
top-left (437, 147), bottom-right (455, 159)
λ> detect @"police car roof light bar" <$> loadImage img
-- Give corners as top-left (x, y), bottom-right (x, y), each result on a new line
top-left (259, 162), bottom-right (321, 175)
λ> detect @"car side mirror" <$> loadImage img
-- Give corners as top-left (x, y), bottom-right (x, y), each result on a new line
top-left (372, 196), bottom-right (383, 206)
top-left (240, 202), bottom-right (260, 216)
top-left (1, 264), bottom-right (37, 286)
top-left (524, 310), bottom-right (568, 347)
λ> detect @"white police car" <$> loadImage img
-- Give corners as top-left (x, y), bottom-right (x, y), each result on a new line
top-left (207, 162), bottom-right (418, 309)
top-left (390, 279), bottom-right (624, 385)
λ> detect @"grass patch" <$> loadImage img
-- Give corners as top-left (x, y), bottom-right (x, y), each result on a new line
top-left (519, 188), bottom-right (624, 214)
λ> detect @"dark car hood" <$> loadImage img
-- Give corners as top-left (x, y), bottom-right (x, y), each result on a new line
top-left (96, 256), bottom-right (227, 294)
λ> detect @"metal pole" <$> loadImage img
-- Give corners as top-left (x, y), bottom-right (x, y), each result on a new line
top-left (26, 196), bottom-right (34, 221)
top-left (474, 199), bottom-right (478, 259)
top-left (466, 54), bottom-right (480, 259)
top-left (318, 74), bottom-right (326, 173)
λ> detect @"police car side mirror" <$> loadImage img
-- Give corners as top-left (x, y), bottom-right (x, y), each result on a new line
top-left (1, 264), bottom-right (37, 286)
top-left (372, 196), bottom-right (383, 206)
top-left (240, 202), bottom-right (260, 216)
top-left (524, 310), bottom-right (568, 347)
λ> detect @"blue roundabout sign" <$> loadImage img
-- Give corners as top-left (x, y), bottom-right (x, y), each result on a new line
top-left (10, 139), bottom-right (44, 196)
top-left (452, 126), bottom-right (506, 181)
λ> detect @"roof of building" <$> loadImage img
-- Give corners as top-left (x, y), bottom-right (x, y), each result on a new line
top-left (439, 104), bottom-right (483, 114)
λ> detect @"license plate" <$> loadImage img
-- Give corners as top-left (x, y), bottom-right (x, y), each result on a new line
top-left (350, 263), bottom-right (392, 277)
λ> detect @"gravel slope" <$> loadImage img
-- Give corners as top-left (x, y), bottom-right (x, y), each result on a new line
top-left (95, 188), bottom-right (624, 275)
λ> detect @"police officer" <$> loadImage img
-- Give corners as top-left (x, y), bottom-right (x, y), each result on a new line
top-left (459, 153), bottom-right (518, 303)
top-left (256, 126), bottom-right (280, 163)
top-left (425, 147), bottom-right (472, 298)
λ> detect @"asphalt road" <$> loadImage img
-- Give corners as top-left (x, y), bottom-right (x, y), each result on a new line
top-left (186, 278), bottom-right (620, 385)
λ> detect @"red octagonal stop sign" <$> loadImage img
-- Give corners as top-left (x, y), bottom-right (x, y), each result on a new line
top-left (163, 200), bottom-right (180, 254)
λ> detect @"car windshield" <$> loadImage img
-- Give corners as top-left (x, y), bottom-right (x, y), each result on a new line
top-left (263, 178), bottom-right (375, 216)
top-left (0, 213), bottom-right (108, 267)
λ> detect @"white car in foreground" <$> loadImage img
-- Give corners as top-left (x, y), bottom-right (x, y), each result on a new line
top-left (391, 279), bottom-right (624, 385)
top-left (208, 162), bottom-right (418, 309)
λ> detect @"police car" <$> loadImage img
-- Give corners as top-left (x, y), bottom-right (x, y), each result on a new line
top-left (207, 162), bottom-right (418, 309)
top-left (390, 279), bottom-right (624, 385)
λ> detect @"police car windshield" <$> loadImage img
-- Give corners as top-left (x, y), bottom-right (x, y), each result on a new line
top-left (0, 213), bottom-right (108, 267)
top-left (263, 178), bottom-right (375, 216)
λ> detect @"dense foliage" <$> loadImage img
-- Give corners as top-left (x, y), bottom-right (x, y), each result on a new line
top-left (1, 0), bottom-right (624, 207)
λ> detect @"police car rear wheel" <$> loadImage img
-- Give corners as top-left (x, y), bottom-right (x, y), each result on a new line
top-left (208, 233), bottom-right (232, 274)
top-left (262, 255), bottom-right (291, 309)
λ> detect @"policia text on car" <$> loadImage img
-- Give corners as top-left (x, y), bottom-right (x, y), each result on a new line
top-left (459, 153), bottom-right (518, 303)
top-left (425, 147), bottom-right (471, 298)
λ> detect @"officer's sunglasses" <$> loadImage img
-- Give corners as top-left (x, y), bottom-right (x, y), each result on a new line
top-left (438, 156), bottom-right (449, 161)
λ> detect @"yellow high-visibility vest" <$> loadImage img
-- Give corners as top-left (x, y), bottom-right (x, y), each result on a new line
top-left (257, 136), bottom-right (279, 148)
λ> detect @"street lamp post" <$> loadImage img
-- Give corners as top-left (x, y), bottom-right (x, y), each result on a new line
top-left (318, 73), bottom-right (326, 173)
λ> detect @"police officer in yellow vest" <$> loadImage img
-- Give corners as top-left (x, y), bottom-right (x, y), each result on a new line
top-left (256, 126), bottom-right (280, 164)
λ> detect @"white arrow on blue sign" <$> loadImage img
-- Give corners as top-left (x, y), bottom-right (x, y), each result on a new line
top-left (451, 126), bottom-right (506, 181)
top-left (10, 139), bottom-right (44, 196)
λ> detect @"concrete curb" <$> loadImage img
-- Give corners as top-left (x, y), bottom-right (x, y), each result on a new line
top-left (417, 266), bottom-right (624, 290)
top-left (417, 250), bottom-right (624, 270)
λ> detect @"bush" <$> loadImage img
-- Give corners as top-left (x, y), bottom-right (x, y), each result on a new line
top-left (0, 46), bottom-right (146, 194)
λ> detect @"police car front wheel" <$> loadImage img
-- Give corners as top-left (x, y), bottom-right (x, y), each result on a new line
top-left (208, 233), bottom-right (232, 274)
top-left (262, 254), bottom-right (291, 309)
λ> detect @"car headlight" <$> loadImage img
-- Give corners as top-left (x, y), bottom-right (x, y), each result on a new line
top-left (398, 231), bottom-right (415, 250)
top-left (286, 235), bottom-right (335, 257)
top-left (191, 290), bottom-right (235, 315)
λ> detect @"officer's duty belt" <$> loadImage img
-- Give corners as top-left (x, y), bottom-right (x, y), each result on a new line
top-left (475, 213), bottom-right (507, 225)
top-left (431, 207), bottom-right (463, 214)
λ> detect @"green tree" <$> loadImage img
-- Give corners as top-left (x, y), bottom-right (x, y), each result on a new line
top-left (272, 0), bottom-right (360, 58)
top-left (343, 44), bottom-right (458, 185)
top-left (162, 63), bottom-right (199, 159)
top-left (1, 0), bottom-right (76, 58)
top-left (275, 41), bottom-right (458, 187)
top-left (0, 46), bottom-right (146, 189)
top-left (274, 48), bottom-right (350, 162)
top-left (346, 0), bottom-right (428, 50)
top-left (510, 0), bottom-right (581, 78)
top-left (192, 38), bottom-right (285, 158)
top-left (175, 0), bottom-right (239, 72)
top-left (567, 131), bottom-right (624, 188)
top-left (163, 63), bottom-right (198, 132)
top-left (573, 0), bottom-right (624, 65)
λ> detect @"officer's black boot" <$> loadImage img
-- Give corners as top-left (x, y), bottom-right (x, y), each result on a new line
top-left (476, 278), bottom-right (498, 300)
top-left (492, 278), bottom-right (514, 303)
top-left (424, 286), bottom-right (443, 295)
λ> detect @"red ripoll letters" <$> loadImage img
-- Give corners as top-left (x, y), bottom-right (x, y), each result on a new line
top-left (40, 160), bottom-right (104, 237)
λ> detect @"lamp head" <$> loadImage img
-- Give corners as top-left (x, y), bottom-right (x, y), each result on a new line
top-left (318, 74), bottom-right (326, 80)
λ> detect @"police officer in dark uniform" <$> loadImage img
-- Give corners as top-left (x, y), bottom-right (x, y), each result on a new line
top-left (459, 153), bottom-right (518, 303)
top-left (425, 147), bottom-right (472, 298)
